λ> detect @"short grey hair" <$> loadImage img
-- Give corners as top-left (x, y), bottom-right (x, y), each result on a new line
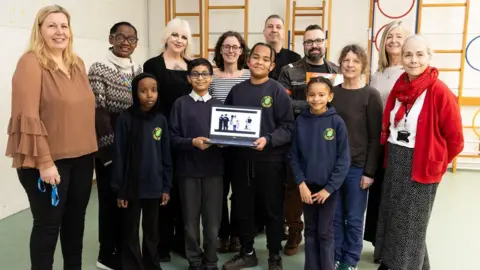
top-left (402, 34), bottom-right (433, 58)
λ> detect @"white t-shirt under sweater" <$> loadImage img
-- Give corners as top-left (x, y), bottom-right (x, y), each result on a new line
top-left (370, 66), bottom-right (405, 107)
top-left (387, 90), bottom-right (427, 148)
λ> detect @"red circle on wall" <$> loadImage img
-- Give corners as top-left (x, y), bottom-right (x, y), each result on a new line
top-left (374, 23), bottom-right (388, 51)
top-left (377, 0), bottom-right (416, 19)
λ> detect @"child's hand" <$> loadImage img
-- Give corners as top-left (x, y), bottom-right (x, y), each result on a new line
top-left (253, 137), bottom-right (267, 151)
top-left (193, 137), bottom-right (211, 150)
top-left (299, 182), bottom-right (313, 204)
top-left (117, 199), bottom-right (128, 208)
top-left (161, 193), bottom-right (170, 205)
top-left (312, 189), bottom-right (330, 204)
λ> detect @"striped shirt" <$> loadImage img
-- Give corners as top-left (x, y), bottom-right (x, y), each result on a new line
top-left (209, 69), bottom-right (251, 103)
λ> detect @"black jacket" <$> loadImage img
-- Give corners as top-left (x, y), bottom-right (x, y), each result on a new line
top-left (277, 57), bottom-right (339, 114)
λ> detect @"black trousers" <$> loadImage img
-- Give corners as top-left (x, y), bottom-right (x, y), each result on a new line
top-left (218, 155), bottom-right (239, 239)
top-left (158, 178), bottom-right (185, 257)
top-left (120, 199), bottom-right (161, 270)
top-left (364, 146), bottom-right (386, 247)
top-left (95, 158), bottom-right (123, 258)
top-left (179, 176), bottom-right (223, 268)
top-left (18, 154), bottom-right (94, 270)
top-left (231, 160), bottom-right (286, 254)
top-left (304, 191), bottom-right (338, 270)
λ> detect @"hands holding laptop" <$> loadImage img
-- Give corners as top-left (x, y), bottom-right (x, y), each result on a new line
top-left (253, 137), bottom-right (267, 151)
top-left (193, 137), bottom-right (211, 150)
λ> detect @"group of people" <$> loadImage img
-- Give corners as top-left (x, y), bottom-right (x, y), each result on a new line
top-left (6, 4), bottom-right (465, 270)
top-left (218, 115), bottom-right (232, 131)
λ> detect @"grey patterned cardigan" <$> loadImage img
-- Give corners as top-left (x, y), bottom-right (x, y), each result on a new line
top-left (88, 49), bottom-right (142, 165)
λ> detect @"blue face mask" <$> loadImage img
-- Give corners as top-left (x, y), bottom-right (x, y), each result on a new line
top-left (37, 177), bottom-right (60, 207)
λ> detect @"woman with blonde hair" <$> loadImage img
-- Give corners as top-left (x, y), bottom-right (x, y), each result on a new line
top-left (143, 17), bottom-right (194, 261)
top-left (364, 20), bottom-right (410, 261)
top-left (375, 35), bottom-right (463, 270)
top-left (5, 5), bottom-right (97, 269)
top-left (371, 20), bottom-right (411, 105)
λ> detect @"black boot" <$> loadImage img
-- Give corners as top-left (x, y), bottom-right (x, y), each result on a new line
top-left (377, 263), bottom-right (389, 270)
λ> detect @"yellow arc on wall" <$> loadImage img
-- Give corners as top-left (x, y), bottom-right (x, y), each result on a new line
top-left (473, 109), bottom-right (480, 138)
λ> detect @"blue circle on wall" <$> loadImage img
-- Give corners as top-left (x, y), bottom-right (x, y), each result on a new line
top-left (466, 35), bottom-right (480, 72)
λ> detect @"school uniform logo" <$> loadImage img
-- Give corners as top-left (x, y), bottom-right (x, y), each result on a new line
top-left (323, 128), bottom-right (335, 140)
top-left (261, 96), bottom-right (273, 108)
top-left (153, 127), bottom-right (162, 140)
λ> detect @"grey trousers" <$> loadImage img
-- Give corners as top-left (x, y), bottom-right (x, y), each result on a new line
top-left (179, 176), bottom-right (223, 268)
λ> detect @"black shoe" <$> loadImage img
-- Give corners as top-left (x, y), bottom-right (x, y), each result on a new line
top-left (268, 254), bottom-right (283, 270)
top-left (228, 237), bottom-right (241, 253)
top-left (377, 263), bottom-right (389, 270)
top-left (188, 265), bottom-right (203, 270)
top-left (217, 238), bottom-right (230, 253)
top-left (96, 251), bottom-right (117, 270)
top-left (222, 250), bottom-right (258, 270)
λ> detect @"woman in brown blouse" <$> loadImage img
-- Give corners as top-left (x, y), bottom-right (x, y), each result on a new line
top-left (5, 5), bottom-right (97, 270)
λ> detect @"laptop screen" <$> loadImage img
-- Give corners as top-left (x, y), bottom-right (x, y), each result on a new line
top-left (209, 105), bottom-right (262, 139)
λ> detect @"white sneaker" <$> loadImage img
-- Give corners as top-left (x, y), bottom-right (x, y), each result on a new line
top-left (335, 261), bottom-right (340, 270)
top-left (96, 261), bottom-right (114, 270)
top-left (346, 266), bottom-right (357, 270)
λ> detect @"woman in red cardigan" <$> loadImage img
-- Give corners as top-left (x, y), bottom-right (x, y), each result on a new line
top-left (375, 35), bottom-right (464, 270)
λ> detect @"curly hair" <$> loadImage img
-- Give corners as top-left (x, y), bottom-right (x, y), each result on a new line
top-left (213, 31), bottom-right (248, 71)
top-left (338, 44), bottom-right (370, 75)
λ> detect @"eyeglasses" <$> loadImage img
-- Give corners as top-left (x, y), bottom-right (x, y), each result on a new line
top-left (37, 178), bottom-right (59, 207)
top-left (189, 72), bottom-right (212, 79)
top-left (221, 45), bottom-right (242, 52)
top-left (112, 34), bottom-right (138, 44)
top-left (303, 38), bottom-right (325, 46)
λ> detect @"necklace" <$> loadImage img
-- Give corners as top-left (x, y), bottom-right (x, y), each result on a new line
top-left (115, 65), bottom-right (135, 91)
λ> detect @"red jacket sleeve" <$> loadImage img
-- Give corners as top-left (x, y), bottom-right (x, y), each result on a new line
top-left (436, 82), bottom-right (464, 163)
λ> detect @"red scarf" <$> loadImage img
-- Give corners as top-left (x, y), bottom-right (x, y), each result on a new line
top-left (380, 66), bottom-right (439, 144)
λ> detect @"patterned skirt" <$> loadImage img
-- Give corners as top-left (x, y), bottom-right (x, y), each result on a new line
top-left (374, 143), bottom-right (439, 270)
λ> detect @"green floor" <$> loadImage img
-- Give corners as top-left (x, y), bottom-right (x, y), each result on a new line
top-left (0, 186), bottom-right (380, 270)
top-left (2, 170), bottom-right (479, 269)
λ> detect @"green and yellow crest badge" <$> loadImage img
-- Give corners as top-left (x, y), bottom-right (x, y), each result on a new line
top-left (323, 128), bottom-right (335, 140)
top-left (153, 127), bottom-right (162, 140)
top-left (261, 96), bottom-right (273, 108)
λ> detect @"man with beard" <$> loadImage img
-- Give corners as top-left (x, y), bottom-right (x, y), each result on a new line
top-left (263, 15), bottom-right (301, 80)
top-left (277, 24), bottom-right (339, 256)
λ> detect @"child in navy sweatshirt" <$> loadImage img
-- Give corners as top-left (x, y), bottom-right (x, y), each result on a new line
top-left (289, 76), bottom-right (350, 270)
top-left (169, 58), bottom-right (224, 270)
top-left (222, 42), bottom-right (295, 270)
top-left (112, 73), bottom-right (173, 270)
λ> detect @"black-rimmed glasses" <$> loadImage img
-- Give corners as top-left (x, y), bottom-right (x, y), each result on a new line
top-left (112, 34), bottom-right (138, 44)
top-left (221, 45), bottom-right (242, 52)
top-left (189, 72), bottom-right (212, 79)
top-left (303, 38), bottom-right (325, 46)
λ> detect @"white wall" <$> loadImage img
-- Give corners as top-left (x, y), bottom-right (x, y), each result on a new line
top-left (196, 0), bottom-right (480, 169)
top-left (1, 0), bottom-right (479, 219)
top-left (0, 0), bottom-right (152, 219)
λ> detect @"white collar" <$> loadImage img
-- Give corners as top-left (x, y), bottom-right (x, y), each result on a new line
top-left (189, 91), bottom-right (212, 102)
top-left (106, 49), bottom-right (135, 71)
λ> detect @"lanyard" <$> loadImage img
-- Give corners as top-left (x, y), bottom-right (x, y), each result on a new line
top-left (37, 178), bottom-right (60, 207)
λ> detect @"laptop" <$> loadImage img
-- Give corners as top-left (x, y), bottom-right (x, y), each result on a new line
top-left (205, 104), bottom-right (262, 148)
